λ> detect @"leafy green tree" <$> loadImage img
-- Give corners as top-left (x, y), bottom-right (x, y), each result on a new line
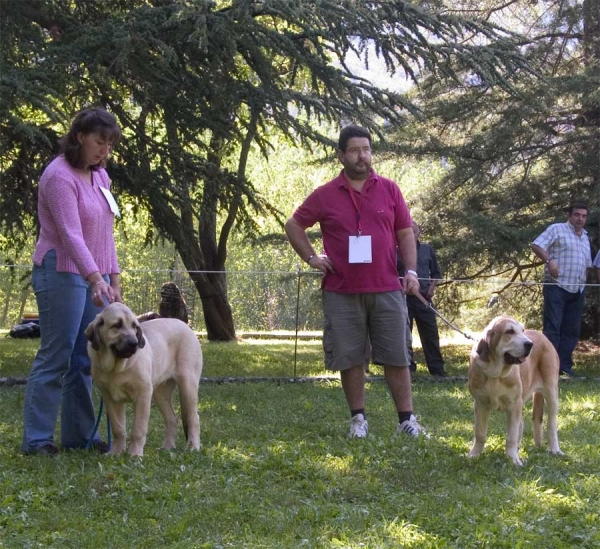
top-left (1, 0), bottom-right (533, 340)
top-left (390, 0), bottom-right (599, 335)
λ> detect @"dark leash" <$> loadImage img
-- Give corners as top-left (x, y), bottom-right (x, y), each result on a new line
top-left (413, 292), bottom-right (477, 343)
top-left (85, 397), bottom-right (112, 451)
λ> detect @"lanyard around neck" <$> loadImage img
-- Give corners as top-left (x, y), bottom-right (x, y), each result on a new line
top-left (345, 180), bottom-right (366, 236)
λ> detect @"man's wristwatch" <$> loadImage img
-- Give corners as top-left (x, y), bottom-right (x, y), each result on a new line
top-left (306, 254), bottom-right (316, 263)
top-left (406, 270), bottom-right (418, 277)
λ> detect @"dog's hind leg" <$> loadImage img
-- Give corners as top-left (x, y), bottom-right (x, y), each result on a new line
top-left (153, 380), bottom-right (178, 450)
top-left (543, 388), bottom-right (564, 455)
top-left (532, 391), bottom-right (544, 447)
top-left (177, 375), bottom-right (201, 451)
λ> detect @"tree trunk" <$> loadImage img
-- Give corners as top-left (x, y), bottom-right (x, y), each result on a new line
top-left (174, 238), bottom-right (235, 341)
top-left (161, 203), bottom-right (236, 341)
top-left (158, 108), bottom-right (238, 341)
top-left (1, 283), bottom-right (14, 328)
top-left (581, 0), bottom-right (600, 341)
top-left (191, 271), bottom-right (236, 341)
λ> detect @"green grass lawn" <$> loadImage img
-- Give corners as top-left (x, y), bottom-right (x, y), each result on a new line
top-left (1, 333), bottom-right (598, 381)
top-left (1, 335), bottom-right (599, 548)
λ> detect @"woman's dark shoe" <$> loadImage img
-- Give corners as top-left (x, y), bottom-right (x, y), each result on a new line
top-left (90, 440), bottom-right (110, 454)
top-left (25, 443), bottom-right (60, 457)
top-left (63, 440), bottom-right (110, 453)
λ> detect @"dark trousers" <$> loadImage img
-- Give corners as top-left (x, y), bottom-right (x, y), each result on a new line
top-left (406, 295), bottom-right (445, 375)
top-left (542, 285), bottom-right (585, 373)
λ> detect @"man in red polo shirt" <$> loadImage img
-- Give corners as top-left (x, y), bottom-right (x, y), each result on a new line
top-left (285, 125), bottom-right (428, 439)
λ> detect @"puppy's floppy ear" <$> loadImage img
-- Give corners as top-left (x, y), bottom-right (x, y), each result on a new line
top-left (476, 338), bottom-right (490, 362)
top-left (135, 322), bottom-right (146, 349)
top-left (487, 326), bottom-right (502, 356)
top-left (84, 317), bottom-right (104, 351)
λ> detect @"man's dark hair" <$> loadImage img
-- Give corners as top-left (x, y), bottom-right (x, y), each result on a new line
top-left (338, 125), bottom-right (371, 151)
top-left (568, 202), bottom-right (588, 214)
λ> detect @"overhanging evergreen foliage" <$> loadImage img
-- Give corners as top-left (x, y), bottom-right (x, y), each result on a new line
top-left (1, 0), bottom-right (540, 339)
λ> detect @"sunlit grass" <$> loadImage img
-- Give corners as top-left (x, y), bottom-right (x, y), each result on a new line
top-left (3, 333), bottom-right (597, 381)
top-left (1, 379), bottom-right (599, 547)
top-left (1, 332), bottom-right (599, 547)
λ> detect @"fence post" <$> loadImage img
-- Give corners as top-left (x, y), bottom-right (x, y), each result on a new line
top-left (293, 263), bottom-right (302, 379)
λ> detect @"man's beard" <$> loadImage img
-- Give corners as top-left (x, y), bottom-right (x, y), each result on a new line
top-left (347, 162), bottom-right (370, 179)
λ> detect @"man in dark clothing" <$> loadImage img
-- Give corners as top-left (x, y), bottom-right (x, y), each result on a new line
top-left (397, 222), bottom-right (447, 377)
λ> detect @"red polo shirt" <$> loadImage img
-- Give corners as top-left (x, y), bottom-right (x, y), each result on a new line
top-left (292, 169), bottom-right (412, 293)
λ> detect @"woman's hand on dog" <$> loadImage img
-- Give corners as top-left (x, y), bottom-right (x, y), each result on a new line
top-left (89, 277), bottom-right (122, 307)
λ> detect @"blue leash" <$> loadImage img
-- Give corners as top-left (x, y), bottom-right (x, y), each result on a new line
top-left (85, 397), bottom-right (112, 451)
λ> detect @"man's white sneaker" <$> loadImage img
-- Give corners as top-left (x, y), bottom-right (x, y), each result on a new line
top-left (349, 414), bottom-right (368, 438)
top-left (397, 415), bottom-right (430, 439)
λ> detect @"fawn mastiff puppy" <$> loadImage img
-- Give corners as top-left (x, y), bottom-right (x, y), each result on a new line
top-left (468, 315), bottom-right (563, 466)
top-left (85, 302), bottom-right (202, 457)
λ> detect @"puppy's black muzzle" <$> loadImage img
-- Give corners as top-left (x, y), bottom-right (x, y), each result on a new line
top-left (111, 337), bottom-right (139, 359)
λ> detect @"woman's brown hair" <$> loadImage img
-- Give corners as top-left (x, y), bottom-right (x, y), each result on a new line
top-left (59, 107), bottom-right (121, 170)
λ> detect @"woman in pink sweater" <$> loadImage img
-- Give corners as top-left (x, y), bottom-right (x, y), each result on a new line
top-left (22, 108), bottom-right (122, 456)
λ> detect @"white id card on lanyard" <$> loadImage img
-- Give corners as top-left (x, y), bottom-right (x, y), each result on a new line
top-left (348, 235), bottom-right (372, 263)
top-left (99, 187), bottom-right (121, 218)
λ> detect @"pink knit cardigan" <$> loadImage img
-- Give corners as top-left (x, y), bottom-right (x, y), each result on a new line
top-left (33, 155), bottom-right (120, 279)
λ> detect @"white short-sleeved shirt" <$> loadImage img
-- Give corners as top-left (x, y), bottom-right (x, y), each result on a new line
top-left (532, 222), bottom-right (592, 293)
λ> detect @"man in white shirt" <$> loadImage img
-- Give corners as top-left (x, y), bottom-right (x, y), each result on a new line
top-left (531, 203), bottom-right (593, 377)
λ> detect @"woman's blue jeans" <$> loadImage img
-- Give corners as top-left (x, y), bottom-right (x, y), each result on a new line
top-left (22, 250), bottom-right (106, 452)
top-left (542, 284), bottom-right (585, 374)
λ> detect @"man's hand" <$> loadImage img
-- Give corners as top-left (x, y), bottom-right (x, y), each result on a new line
top-left (307, 254), bottom-right (335, 274)
top-left (547, 259), bottom-right (559, 279)
top-left (403, 272), bottom-right (420, 295)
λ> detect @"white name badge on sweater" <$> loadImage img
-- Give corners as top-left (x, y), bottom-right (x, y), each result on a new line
top-left (100, 187), bottom-right (121, 218)
top-left (348, 235), bottom-right (372, 263)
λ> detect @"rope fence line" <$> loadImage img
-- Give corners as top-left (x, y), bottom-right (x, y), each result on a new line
top-left (1, 260), bottom-right (598, 385)
top-left (0, 264), bottom-right (600, 282)
top-left (1, 264), bottom-right (598, 345)
top-left (2, 263), bottom-right (599, 285)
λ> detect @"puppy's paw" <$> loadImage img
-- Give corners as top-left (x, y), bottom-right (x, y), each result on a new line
top-left (468, 443), bottom-right (484, 458)
top-left (508, 453), bottom-right (523, 466)
top-left (186, 441), bottom-right (201, 451)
